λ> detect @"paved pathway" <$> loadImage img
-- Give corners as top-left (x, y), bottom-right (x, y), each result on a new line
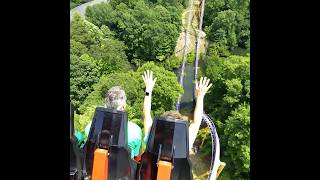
top-left (70, 0), bottom-right (109, 19)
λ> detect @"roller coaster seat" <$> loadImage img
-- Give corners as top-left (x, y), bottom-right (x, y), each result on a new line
top-left (138, 117), bottom-right (193, 180)
top-left (82, 107), bottom-right (136, 180)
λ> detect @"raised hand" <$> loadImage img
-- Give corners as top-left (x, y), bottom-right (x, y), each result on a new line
top-left (195, 77), bottom-right (213, 98)
top-left (190, 77), bottom-right (213, 151)
top-left (142, 70), bottom-right (157, 93)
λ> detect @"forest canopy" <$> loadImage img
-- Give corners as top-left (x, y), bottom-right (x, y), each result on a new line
top-left (86, 1), bottom-right (182, 64)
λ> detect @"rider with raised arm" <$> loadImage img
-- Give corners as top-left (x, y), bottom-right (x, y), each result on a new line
top-left (141, 70), bottom-right (212, 150)
top-left (84, 86), bottom-right (142, 159)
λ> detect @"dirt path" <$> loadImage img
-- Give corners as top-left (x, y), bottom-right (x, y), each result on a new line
top-left (190, 152), bottom-right (211, 179)
top-left (174, 0), bottom-right (207, 58)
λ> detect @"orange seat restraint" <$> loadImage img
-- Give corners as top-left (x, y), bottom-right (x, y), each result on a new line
top-left (156, 160), bottom-right (172, 180)
top-left (92, 149), bottom-right (109, 180)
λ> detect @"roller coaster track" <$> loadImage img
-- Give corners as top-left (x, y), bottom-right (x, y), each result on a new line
top-left (175, 0), bottom-right (224, 179)
top-left (176, 0), bottom-right (194, 111)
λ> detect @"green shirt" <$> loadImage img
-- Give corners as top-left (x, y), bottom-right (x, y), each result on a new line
top-left (85, 121), bottom-right (142, 159)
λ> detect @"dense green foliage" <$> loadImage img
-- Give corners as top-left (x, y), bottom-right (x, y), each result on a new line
top-left (223, 103), bottom-right (250, 179)
top-left (85, 0), bottom-right (182, 66)
top-left (204, 0), bottom-right (250, 56)
top-left (205, 55), bottom-right (249, 120)
top-left (186, 51), bottom-right (196, 64)
top-left (70, 54), bottom-right (102, 110)
top-left (198, 0), bottom-right (250, 178)
top-left (70, 13), bottom-right (131, 111)
top-left (161, 55), bottom-right (182, 70)
top-left (198, 54), bottom-right (250, 179)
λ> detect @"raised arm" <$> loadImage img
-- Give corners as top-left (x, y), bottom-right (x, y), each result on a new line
top-left (189, 77), bottom-right (212, 150)
top-left (142, 70), bottom-right (157, 136)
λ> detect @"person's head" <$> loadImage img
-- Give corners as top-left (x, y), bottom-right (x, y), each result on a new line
top-left (161, 111), bottom-right (188, 121)
top-left (105, 86), bottom-right (127, 111)
top-left (98, 130), bottom-right (111, 149)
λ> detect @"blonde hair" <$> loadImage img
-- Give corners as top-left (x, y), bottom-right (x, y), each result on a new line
top-left (161, 111), bottom-right (188, 121)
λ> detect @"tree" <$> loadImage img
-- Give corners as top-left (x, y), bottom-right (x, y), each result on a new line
top-left (202, 54), bottom-right (250, 179)
top-left (161, 55), bottom-right (182, 70)
top-left (70, 54), bottom-right (102, 111)
top-left (86, 3), bottom-right (116, 28)
top-left (208, 10), bottom-right (237, 49)
top-left (204, 55), bottom-right (249, 121)
top-left (223, 103), bottom-right (250, 180)
top-left (204, 0), bottom-right (250, 54)
top-left (70, 13), bottom-right (104, 50)
top-left (74, 105), bottom-right (96, 135)
top-left (88, 38), bottom-right (131, 73)
top-left (70, 13), bottom-right (132, 110)
top-left (139, 22), bottom-right (179, 61)
top-left (70, 39), bottom-right (88, 56)
top-left (85, 0), bottom-right (181, 67)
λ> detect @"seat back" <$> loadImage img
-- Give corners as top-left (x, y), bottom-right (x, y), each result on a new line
top-left (108, 146), bottom-right (136, 179)
top-left (83, 107), bottom-right (135, 179)
top-left (138, 117), bottom-right (193, 180)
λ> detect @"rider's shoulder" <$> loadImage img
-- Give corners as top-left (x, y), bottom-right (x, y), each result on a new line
top-left (128, 121), bottom-right (141, 130)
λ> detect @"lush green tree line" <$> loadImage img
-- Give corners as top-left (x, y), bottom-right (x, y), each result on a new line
top-left (70, 13), bottom-right (131, 111)
top-left (194, 0), bottom-right (250, 179)
top-left (85, 0), bottom-right (183, 65)
top-left (205, 54), bottom-right (250, 180)
top-left (204, 0), bottom-right (250, 56)
top-left (196, 24), bottom-right (250, 180)
top-left (194, 53), bottom-right (250, 180)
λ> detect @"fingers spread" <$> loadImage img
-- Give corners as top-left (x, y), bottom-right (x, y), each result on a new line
top-left (207, 83), bottom-right (213, 90)
top-left (150, 71), bottom-right (153, 79)
top-left (153, 77), bottom-right (157, 84)
top-left (195, 80), bottom-right (199, 89)
top-left (205, 78), bottom-right (210, 87)
top-left (142, 75), bottom-right (146, 83)
top-left (200, 77), bottom-right (203, 86)
top-left (144, 71), bottom-right (147, 79)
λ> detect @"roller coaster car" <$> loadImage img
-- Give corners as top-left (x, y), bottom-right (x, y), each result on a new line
top-left (70, 107), bottom-right (136, 180)
top-left (138, 117), bottom-right (193, 180)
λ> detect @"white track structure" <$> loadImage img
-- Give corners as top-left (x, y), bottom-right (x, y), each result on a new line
top-left (176, 0), bottom-right (226, 179)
